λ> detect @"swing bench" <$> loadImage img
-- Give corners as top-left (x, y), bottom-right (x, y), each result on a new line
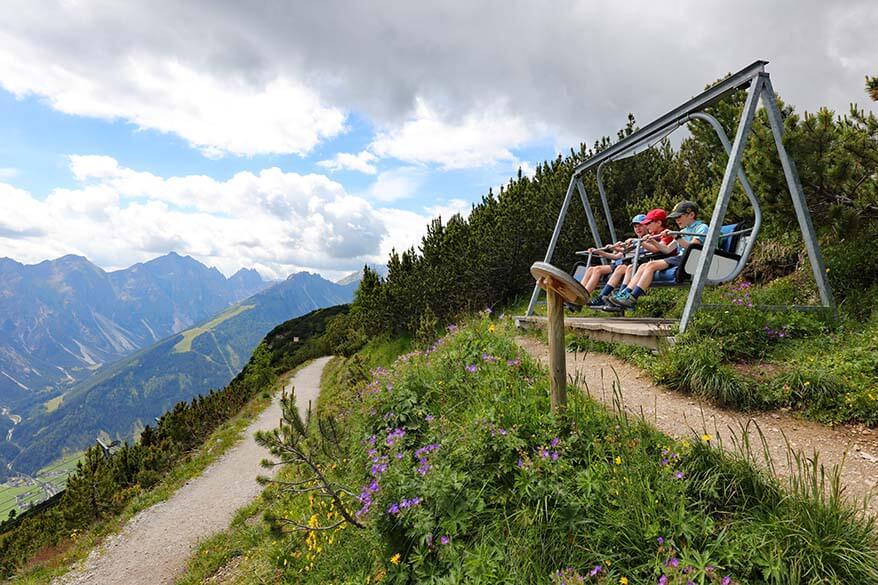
top-left (571, 223), bottom-right (751, 288)
top-left (521, 60), bottom-right (836, 339)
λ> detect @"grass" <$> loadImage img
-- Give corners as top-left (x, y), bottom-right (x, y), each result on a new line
top-left (174, 316), bottom-right (878, 584)
top-left (42, 395), bottom-right (63, 413)
top-left (173, 303), bottom-right (255, 353)
top-left (9, 365), bottom-right (294, 585)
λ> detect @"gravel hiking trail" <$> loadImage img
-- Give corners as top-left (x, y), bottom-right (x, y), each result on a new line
top-left (516, 337), bottom-right (878, 516)
top-left (53, 356), bottom-right (333, 585)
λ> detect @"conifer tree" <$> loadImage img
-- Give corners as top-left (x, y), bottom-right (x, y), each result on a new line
top-left (62, 447), bottom-right (116, 524)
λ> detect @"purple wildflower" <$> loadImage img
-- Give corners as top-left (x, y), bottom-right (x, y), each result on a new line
top-left (657, 536), bottom-right (664, 545)
top-left (446, 324), bottom-right (458, 333)
top-left (722, 578), bottom-right (732, 585)
top-left (550, 437), bottom-right (560, 448)
top-left (425, 414), bottom-right (435, 422)
top-left (666, 557), bottom-right (680, 568)
top-left (465, 364), bottom-right (478, 373)
top-left (507, 358), bottom-right (521, 367)
top-left (386, 503), bottom-right (400, 515)
top-left (658, 576), bottom-right (668, 585)
top-left (588, 565), bottom-right (602, 577)
top-left (675, 471), bottom-right (685, 480)
top-left (439, 535), bottom-right (450, 545)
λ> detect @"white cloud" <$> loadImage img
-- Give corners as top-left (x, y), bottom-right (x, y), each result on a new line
top-left (0, 158), bottom-right (409, 279)
top-left (368, 98), bottom-right (537, 170)
top-left (1, 0), bottom-right (875, 167)
top-left (360, 167), bottom-right (425, 203)
top-left (317, 151), bottom-right (378, 174)
top-left (0, 44), bottom-right (346, 157)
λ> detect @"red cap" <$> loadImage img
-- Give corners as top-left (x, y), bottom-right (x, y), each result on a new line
top-left (640, 208), bottom-right (667, 224)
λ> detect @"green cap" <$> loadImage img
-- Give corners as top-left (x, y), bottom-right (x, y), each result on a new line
top-left (667, 200), bottom-right (699, 219)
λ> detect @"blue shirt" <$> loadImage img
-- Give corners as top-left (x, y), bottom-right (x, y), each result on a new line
top-left (678, 220), bottom-right (709, 255)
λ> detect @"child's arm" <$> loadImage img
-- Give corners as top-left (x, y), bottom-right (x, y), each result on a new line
top-left (645, 232), bottom-right (678, 255)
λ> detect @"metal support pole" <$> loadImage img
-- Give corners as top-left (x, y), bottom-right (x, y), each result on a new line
top-left (680, 76), bottom-right (764, 333)
top-left (595, 162), bottom-right (618, 243)
top-left (526, 175), bottom-right (578, 316)
top-left (575, 178), bottom-right (605, 251)
top-left (760, 76), bottom-right (837, 314)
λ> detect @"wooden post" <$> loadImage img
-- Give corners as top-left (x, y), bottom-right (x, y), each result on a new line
top-left (545, 280), bottom-right (567, 413)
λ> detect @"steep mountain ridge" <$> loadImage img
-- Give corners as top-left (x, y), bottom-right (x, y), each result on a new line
top-left (3, 272), bottom-right (357, 477)
top-left (0, 253), bottom-right (269, 408)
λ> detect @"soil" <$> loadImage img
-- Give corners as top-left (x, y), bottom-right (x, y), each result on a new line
top-left (516, 337), bottom-right (878, 517)
top-left (52, 356), bottom-right (332, 585)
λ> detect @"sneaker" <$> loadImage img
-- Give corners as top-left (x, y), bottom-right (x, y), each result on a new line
top-left (606, 289), bottom-right (628, 306)
top-left (585, 297), bottom-right (605, 308)
top-left (563, 301), bottom-right (582, 313)
top-left (610, 290), bottom-right (638, 309)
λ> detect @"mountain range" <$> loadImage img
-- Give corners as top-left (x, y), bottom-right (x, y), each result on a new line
top-left (0, 253), bottom-right (270, 410)
top-left (2, 271), bottom-right (358, 478)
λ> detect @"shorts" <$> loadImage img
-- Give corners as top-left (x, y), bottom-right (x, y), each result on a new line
top-left (664, 254), bottom-right (683, 268)
top-left (653, 266), bottom-right (679, 283)
top-left (611, 258), bottom-right (624, 268)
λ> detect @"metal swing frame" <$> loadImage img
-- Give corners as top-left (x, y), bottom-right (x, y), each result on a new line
top-left (525, 60), bottom-right (836, 333)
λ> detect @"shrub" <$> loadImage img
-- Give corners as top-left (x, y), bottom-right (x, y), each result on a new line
top-left (650, 340), bottom-right (759, 408)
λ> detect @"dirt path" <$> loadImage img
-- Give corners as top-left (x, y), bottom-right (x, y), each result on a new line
top-left (516, 337), bottom-right (878, 516)
top-left (53, 356), bottom-right (333, 585)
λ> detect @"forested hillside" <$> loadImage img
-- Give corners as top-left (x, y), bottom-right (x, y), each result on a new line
top-left (2, 272), bottom-right (356, 479)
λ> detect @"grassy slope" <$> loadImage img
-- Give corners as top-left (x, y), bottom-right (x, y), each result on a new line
top-left (176, 318), bottom-right (878, 584)
top-left (173, 304), bottom-right (255, 353)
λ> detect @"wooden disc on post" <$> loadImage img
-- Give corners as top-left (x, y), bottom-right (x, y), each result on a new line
top-left (530, 261), bottom-right (586, 415)
top-left (530, 261), bottom-right (590, 306)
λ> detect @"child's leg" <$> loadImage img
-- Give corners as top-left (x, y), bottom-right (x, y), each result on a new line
top-left (584, 265), bottom-right (611, 293)
top-left (631, 260), bottom-right (669, 294)
top-left (596, 263), bottom-right (629, 298)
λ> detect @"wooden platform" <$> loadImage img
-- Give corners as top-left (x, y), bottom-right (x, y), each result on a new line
top-left (514, 315), bottom-right (678, 351)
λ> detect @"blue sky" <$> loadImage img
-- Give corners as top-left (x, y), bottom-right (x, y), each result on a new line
top-left (0, 1), bottom-right (874, 280)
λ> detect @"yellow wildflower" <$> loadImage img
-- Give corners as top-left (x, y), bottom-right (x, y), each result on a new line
top-left (390, 553), bottom-right (401, 565)
top-left (702, 434), bottom-right (713, 442)
top-left (488, 324), bottom-right (496, 333)
top-left (620, 577), bottom-right (629, 585)
top-left (614, 456), bottom-right (622, 465)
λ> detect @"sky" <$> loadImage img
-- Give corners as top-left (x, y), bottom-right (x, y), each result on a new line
top-left (0, 1), bottom-right (875, 281)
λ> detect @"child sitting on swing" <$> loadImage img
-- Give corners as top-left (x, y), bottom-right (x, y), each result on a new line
top-left (608, 200), bottom-right (709, 310)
